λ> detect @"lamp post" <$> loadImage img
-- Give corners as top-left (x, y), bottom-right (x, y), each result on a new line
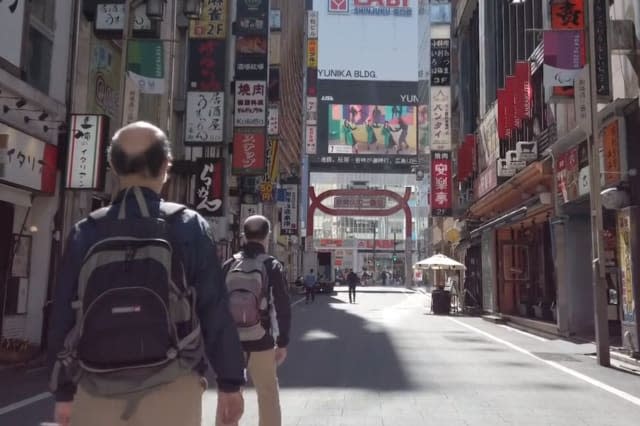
top-left (585, 0), bottom-right (610, 367)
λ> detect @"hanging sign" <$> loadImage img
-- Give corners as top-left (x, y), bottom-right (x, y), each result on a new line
top-left (189, 0), bottom-right (227, 39)
top-left (194, 158), bottom-right (224, 217)
top-left (306, 125), bottom-right (317, 154)
top-left (267, 106), bottom-right (279, 135)
top-left (185, 92), bottom-right (224, 143)
top-left (234, 80), bottom-right (267, 127)
top-left (430, 87), bottom-right (451, 151)
top-left (188, 39), bottom-right (226, 91)
top-left (280, 184), bottom-right (299, 236)
top-left (66, 115), bottom-right (108, 190)
top-left (430, 38), bottom-right (451, 86)
top-left (430, 151), bottom-right (452, 216)
top-left (232, 130), bottom-right (266, 175)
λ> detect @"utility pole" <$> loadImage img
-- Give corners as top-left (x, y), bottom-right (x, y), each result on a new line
top-left (585, 0), bottom-right (610, 366)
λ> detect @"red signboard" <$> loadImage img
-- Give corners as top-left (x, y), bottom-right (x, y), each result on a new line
top-left (506, 75), bottom-right (519, 129)
top-left (431, 151), bottom-right (452, 216)
top-left (458, 134), bottom-right (475, 182)
top-left (188, 39), bottom-right (226, 91)
top-left (550, 0), bottom-right (586, 97)
top-left (232, 130), bottom-right (266, 175)
top-left (515, 61), bottom-right (532, 120)
top-left (497, 88), bottom-right (508, 139)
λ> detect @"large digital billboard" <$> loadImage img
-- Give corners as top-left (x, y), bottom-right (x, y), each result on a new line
top-left (328, 104), bottom-right (417, 155)
top-left (313, 0), bottom-right (419, 82)
top-left (310, 80), bottom-right (418, 171)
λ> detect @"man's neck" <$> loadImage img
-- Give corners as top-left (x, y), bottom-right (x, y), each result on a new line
top-left (119, 178), bottom-right (162, 194)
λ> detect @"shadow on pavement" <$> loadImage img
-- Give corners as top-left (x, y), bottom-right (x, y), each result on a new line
top-left (279, 295), bottom-right (416, 392)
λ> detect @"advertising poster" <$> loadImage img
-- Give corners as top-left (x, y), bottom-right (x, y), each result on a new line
top-left (327, 104), bottom-right (417, 155)
top-left (194, 158), bottom-right (224, 216)
top-left (189, 0), bottom-right (227, 39)
top-left (313, 0), bottom-right (418, 82)
top-left (188, 39), bottom-right (225, 91)
top-left (232, 130), bottom-right (266, 175)
top-left (234, 81), bottom-right (267, 127)
top-left (185, 92), bottom-right (224, 143)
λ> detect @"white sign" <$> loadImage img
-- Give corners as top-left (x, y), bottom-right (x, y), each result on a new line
top-left (574, 66), bottom-right (591, 132)
top-left (306, 125), bottom-right (317, 154)
top-left (479, 103), bottom-right (499, 170)
top-left (122, 76), bottom-right (140, 125)
top-left (430, 86), bottom-right (451, 151)
top-left (95, 3), bottom-right (152, 31)
top-left (306, 97), bottom-right (318, 125)
top-left (516, 141), bottom-right (538, 162)
top-left (270, 9), bottom-right (281, 30)
top-left (578, 166), bottom-right (590, 197)
top-left (66, 115), bottom-right (107, 189)
top-left (185, 92), bottom-right (224, 143)
top-left (280, 184), bottom-right (298, 236)
top-left (235, 80), bottom-right (267, 127)
top-left (0, 125), bottom-right (56, 193)
top-left (267, 106), bottom-right (279, 135)
top-left (497, 158), bottom-right (516, 178)
top-left (505, 150), bottom-right (526, 171)
top-left (240, 203), bottom-right (262, 227)
top-left (0, 0), bottom-right (25, 67)
top-left (307, 10), bottom-right (318, 38)
top-left (313, 0), bottom-right (418, 81)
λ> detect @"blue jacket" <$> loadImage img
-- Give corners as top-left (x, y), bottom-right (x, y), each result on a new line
top-left (48, 187), bottom-right (245, 401)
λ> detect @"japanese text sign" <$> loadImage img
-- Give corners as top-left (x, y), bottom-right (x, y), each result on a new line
top-left (189, 0), bottom-right (227, 39)
top-left (431, 151), bottom-right (452, 216)
top-left (185, 92), bottom-right (224, 144)
top-left (306, 126), bottom-right (317, 154)
top-left (234, 81), bottom-right (267, 127)
top-left (430, 87), bottom-right (451, 151)
top-left (0, 127), bottom-right (57, 194)
top-left (280, 184), bottom-right (298, 236)
top-left (601, 120), bottom-right (620, 186)
top-left (430, 39), bottom-right (451, 86)
top-left (232, 130), bottom-right (266, 175)
top-left (307, 40), bottom-right (318, 69)
top-left (66, 114), bottom-right (108, 190)
top-left (307, 11), bottom-right (318, 38)
top-left (95, 3), bottom-right (152, 32)
top-left (267, 106), bottom-right (279, 135)
top-left (188, 40), bottom-right (225, 91)
top-left (194, 158), bottom-right (224, 216)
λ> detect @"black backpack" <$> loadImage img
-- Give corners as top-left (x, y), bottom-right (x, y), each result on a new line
top-left (51, 187), bottom-right (203, 412)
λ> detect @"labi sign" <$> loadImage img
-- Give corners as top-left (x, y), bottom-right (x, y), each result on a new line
top-left (329, 0), bottom-right (412, 16)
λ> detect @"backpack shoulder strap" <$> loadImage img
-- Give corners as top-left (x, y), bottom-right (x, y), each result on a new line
top-left (159, 202), bottom-right (186, 221)
top-left (88, 206), bottom-right (111, 221)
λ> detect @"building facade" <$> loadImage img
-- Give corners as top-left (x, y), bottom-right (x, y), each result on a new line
top-left (451, 0), bottom-right (640, 355)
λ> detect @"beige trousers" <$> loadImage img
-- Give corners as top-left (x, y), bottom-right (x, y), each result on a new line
top-left (71, 374), bottom-right (203, 426)
top-left (218, 349), bottom-right (281, 426)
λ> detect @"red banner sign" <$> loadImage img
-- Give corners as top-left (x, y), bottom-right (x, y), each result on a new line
top-left (431, 151), bottom-right (452, 216)
top-left (232, 130), bottom-right (266, 175)
top-left (515, 61), bottom-right (532, 120)
top-left (458, 134), bottom-right (475, 182)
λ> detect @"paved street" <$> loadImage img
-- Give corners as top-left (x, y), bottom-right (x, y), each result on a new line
top-left (1, 287), bottom-right (640, 425)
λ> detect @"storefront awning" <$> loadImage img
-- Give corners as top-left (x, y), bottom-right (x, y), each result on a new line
top-left (469, 158), bottom-right (553, 220)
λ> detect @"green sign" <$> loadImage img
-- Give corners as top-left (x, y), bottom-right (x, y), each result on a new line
top-left (127, 40), bottom-right (165, 94)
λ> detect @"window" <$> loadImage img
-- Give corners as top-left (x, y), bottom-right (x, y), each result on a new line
top-left (25, 27), bottom-right (52, 93)
top-left (29, 0), bottom-right (55, 30)
top-left (25, 0), bottom-right (55, 94)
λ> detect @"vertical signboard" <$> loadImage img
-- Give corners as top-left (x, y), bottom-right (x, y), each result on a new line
top-left (189, 0), bottom-right (227, 39)
top-left (307, 10), bottom-right (318, 38)
top-left (234, 80), bottom-right (267, 127)
top-left (185, 92), bottom-right (224, 143)
top-left (430, 151), bottom-right (452, 216)
top-left (600, 120), bottom-right (620, 186)
top-left (188, 39), bottom-right (226, 91)
top-left (430, 87), bottom-right (451, 151)
top-left (549, 0), bottom-right (585, 97)
top-left (232, 130), bottom-right (266, 175)
top-left (430, 39), bottom-right (451, 86)
top-left (617, 208), bottom-right (636, 324)
top-left (280, 184), bottom-right (298, 236)
top-left (194, 158), bottom-right (224, 216)
top-left (66, 115), bottom-right (108, 190)
top-left (593, 0), bottom-right (611, 99)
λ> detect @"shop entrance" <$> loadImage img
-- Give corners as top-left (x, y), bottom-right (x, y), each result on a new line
top-left (0, 201), bottom-right (15, 334)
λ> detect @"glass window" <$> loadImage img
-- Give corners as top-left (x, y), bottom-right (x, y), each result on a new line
top-left (26, 27), bottom-right (52, 93)
top-left (30, 0), bottom-right (55, 30)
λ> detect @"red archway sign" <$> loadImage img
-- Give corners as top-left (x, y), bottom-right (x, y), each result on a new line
top-left (307, 187), bottom-right (413, 239)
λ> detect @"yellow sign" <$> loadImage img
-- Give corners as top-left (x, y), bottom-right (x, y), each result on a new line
top-left (189, 0), bottom-right (227, 39)
top-left (307, 39), bottom-right (318, 69)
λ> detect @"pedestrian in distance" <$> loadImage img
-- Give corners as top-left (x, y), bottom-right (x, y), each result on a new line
top-left (221, 215), bottom-right (292, 426)
top-left (48, 121), bottom-right (245, 426)
top-left (304, 269), bottom-right (317, 304)
top-left (346, 269), bottom-right (360, 304)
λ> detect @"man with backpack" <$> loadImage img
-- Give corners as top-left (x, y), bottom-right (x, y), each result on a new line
top-left (48, 122), bottom-right (245, 426)
top-left (221, 215), bottom-right (291, 426)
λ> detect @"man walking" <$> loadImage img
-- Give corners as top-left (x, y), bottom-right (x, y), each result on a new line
top-left (221, 215), bottom-right (291, 426)
top-left (346, 269), bottom-right (360, 304)
top-left (304, 269), bottom-right (317, 304)
top-left (48, 122), bottom-right (245, 426)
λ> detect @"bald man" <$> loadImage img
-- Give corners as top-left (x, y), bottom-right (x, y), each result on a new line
top-left (220, 215), bottom-right (291, 426)
top-left (48, 122), bottom-right (245, 426)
